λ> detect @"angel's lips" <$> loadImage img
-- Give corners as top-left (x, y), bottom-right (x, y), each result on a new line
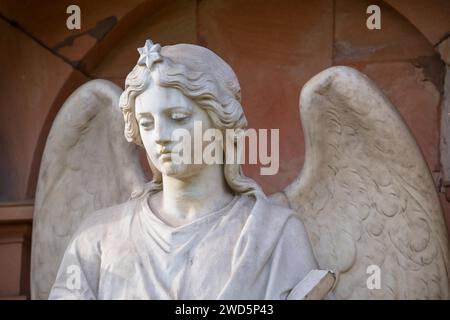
top-left (157, 148), bottom-right (172, 155)
top-left (158, 150), bottom-right (173, 161)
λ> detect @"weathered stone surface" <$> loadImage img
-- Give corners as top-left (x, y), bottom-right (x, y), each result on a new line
top-left (0, 0), bottom-right (146, 63)
top-left (438, 38), bottom-right (450, 65)
top-left (198, 0), bottom-right (334, 194)
top-left (361, 62), bottom-right (441, 172)
top-left (31, 80), bottom-right (145, 300)
top-left (440, 66), bottom-right (450, 211)
top-left (38, 41), bottom-right (449, 299)
top-left (1, 1), bottom-right (450, 299)
top-left (0, 19), bottom-right (88, 201)
top-left (57, 34), bottom-right (97, 63)
top-left (385, 0), bottom-right (450, 46)
top-left (335, 0), bottom-right (435, 64)
top-left (91, 0), bottom-right (197, 82)
top-left (0, 204), bottom-right (32, 298)
top-left (440, 193), bottom-right (450, 237)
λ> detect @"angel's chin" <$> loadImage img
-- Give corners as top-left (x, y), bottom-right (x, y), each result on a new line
top-left (157, 162), bottom-right (191, 178)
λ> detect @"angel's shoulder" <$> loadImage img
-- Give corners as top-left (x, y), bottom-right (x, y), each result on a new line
top-left (72, 199), bottom-right (141, 241)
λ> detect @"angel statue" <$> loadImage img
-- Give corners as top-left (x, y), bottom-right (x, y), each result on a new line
top-left (30, 39), bottom-right (450, 300)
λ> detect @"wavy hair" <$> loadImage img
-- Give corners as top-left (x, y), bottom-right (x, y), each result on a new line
top-left (119, 43), bottom-right (263, 198)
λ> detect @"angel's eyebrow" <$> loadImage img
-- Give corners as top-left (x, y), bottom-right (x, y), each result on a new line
top-left (165, 106), bottom-right (193, 113)
top-left (136, 112), bottom-right (153, 120)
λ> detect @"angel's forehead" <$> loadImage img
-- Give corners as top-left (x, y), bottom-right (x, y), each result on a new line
top-left (135, 83), bottom-right (195, 115)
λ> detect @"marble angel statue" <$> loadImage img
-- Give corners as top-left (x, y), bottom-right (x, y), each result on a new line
top-left (30, 39), bottom-right (450, 300)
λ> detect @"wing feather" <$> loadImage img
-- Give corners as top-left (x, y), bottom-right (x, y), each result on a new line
top-left (280, 66), bottom-right (450, 299)
top-left (30, 80), bottom-right (146, 299)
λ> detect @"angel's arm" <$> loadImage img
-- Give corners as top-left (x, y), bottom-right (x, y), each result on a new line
top-left (264, 215), bottom-right (319, 299)
top-left (48, 227), bottom-right (101, 300)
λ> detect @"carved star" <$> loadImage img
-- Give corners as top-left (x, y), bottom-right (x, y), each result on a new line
top-left (137, 39), bottom-right (162, 69)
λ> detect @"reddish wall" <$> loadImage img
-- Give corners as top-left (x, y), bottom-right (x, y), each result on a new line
top-left (0, 0), bottom-right (449, 298)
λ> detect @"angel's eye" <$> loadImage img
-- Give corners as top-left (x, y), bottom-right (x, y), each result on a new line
top-left (139, 120), bottom-right (154, 130)
top-left (171, 112), bottom-right (191, 121)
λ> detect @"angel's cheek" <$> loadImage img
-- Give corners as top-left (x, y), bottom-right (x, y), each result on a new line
top-left (140, 132), bottom-right (159, 166)
top-left (147, 149), bottom-right (160, 169)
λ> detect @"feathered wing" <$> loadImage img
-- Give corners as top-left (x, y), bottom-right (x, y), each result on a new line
top-left (30, 80), bottom-right (146, 299)
top-left (279, 66), bottom-right (450, 299)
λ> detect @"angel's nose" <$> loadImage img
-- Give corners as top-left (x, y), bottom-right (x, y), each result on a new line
top-left (154, 121), bottom-right (172, 145)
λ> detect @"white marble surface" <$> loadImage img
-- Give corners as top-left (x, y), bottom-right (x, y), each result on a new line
top-left (32, 40), bottom-right (450, 300)
top-left (275, 66), bottom-right (450, 299)
top-left (30, 80), bottom-right (146, 299)
top-left (49, 193), bottom-right (318, 299)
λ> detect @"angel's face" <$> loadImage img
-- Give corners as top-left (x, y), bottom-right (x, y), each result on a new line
top-left (135, 83), bottom-right (215, 179)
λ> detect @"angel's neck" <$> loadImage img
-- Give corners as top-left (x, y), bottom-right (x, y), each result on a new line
top-left (158, 164), bottom-right (234, 226)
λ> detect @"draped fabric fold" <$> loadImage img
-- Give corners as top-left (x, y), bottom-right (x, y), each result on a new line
top-left (49, 194), bottom-right (317, 300)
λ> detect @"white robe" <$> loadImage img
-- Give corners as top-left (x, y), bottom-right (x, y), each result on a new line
top-left (49, 194), bottom-right (318, 299)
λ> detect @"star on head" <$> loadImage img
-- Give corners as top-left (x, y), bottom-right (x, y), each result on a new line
top-left (137, 39), bottom-right (163, 69)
